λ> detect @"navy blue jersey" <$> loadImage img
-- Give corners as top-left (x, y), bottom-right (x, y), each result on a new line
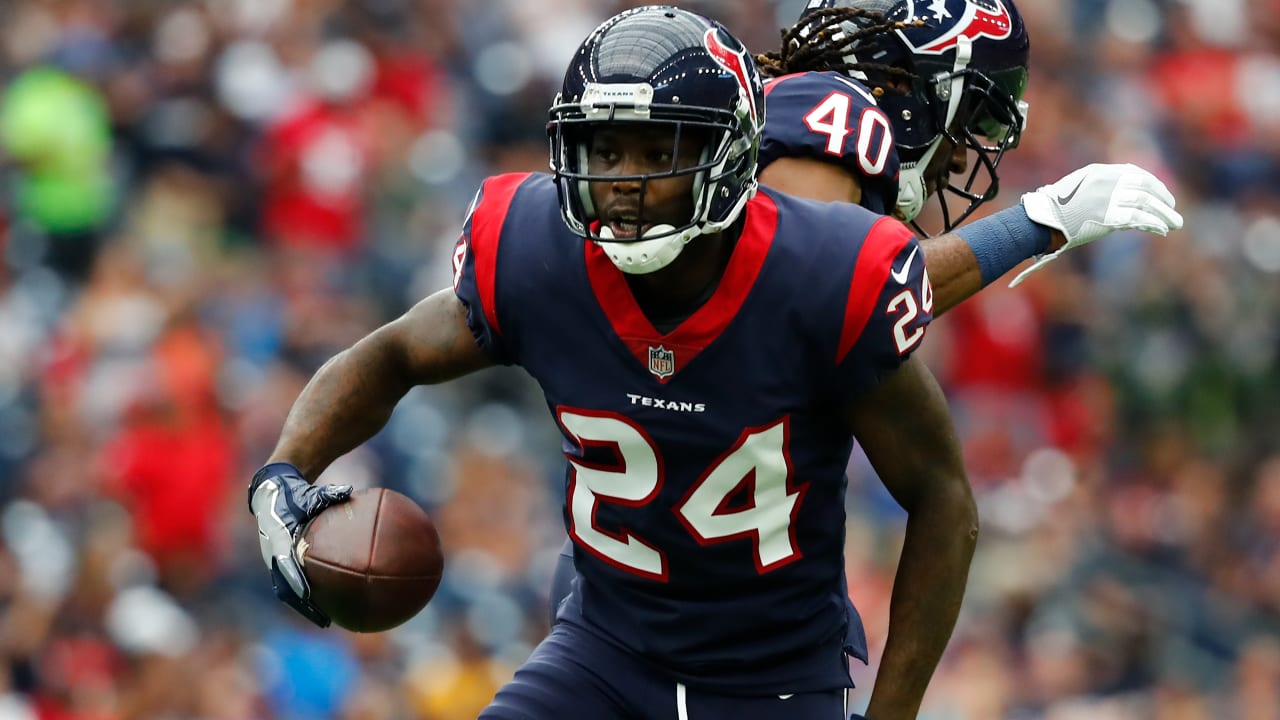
top-left (760, 72), bottom-right (900, 216)
top-left (453, 173), bottom-right (932, 694)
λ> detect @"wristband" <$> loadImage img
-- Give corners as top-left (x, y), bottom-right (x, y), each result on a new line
top-left (954, 204), bottom-right (1053, 285)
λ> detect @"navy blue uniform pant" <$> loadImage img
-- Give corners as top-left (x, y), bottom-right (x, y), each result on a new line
top-left (481, 620), bottom-right (848, 720)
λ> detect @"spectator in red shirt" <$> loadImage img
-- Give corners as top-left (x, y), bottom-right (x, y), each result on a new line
top-left (258, 40), bottom-right (377, 255)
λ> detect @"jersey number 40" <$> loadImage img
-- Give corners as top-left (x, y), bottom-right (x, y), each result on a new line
top-left (803, 91), bottom-right (893, 177)
top-left (559, 409), bottom-right (805, 581)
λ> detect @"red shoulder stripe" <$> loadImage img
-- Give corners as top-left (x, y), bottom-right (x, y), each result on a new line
top-left (469, 173), bottom-right (531, 336)
top-left (762, 73), bottom-right (805, 98)
top-left (836, 217), bottom-right (914, 364)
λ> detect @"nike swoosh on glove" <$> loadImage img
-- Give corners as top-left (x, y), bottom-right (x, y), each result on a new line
top-left (249, 462), bottom-right (353, 627)
top-left (1010, 162), bottom-right (1184, 286)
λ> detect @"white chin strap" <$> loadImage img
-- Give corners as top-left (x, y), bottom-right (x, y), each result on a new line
top-left (596, 223), bottom-right (704, 275)
top-left (896, 36), bottom-right (973, 225)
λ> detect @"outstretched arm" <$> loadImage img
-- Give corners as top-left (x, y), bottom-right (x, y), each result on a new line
top-left (269, 288), bottom-right (494, 479)
top-left (843, 355), bottom-right (977, 720)
top-left (761, 155), bottom-right (1037, 316)
top-left (759, 157), bottom-right (1182, 315)
top-left (251, 288), bottom-right (493, 626)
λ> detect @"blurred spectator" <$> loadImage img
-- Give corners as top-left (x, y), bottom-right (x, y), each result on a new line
top-left (0, 65), bottom-right (116, 283)
top-left (258, 39), bottom-right (378, 256)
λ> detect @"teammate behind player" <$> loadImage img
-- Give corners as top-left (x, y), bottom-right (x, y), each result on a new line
top-left (253, 7), bottom-right (979, 719)
top-left (758, 0), bottom-right (1183, 305)
top-left (761, 0), bottom-right (1028, 235)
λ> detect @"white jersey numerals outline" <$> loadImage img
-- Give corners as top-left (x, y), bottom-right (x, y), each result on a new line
top-left (559, 409), bottom-right (804, 580)
top-left (801, 91), bottom-right (893, 176)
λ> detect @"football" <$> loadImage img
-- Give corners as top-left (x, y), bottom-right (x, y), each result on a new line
top-left (297, 487), bottom-right (443, 633)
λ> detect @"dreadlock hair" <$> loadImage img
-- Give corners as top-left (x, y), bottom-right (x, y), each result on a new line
top-left (754, 7), bottom-right (919, 95)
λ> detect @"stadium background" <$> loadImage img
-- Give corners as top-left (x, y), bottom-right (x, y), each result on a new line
top-left (0, 0), bottom-right (1277, 718)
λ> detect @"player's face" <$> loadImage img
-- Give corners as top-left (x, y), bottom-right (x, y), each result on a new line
top-left (586, 124), bottom-right (706, 240)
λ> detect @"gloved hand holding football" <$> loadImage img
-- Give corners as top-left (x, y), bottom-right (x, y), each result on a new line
top-left (249, 462), bottom-right (353, 627)
top-left (249, 462), bottom-right (444, 632)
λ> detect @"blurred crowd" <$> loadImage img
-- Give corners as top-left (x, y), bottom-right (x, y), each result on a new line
top-left (0, 0), bottom-right (1276, 718)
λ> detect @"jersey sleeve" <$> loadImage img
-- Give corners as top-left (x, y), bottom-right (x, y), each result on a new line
top-left (760, 72), bottom-right (900, 216)
top-left (829, 216), bottom-right (933, 401)
top-left (451, 174), bottom-right (530, 365)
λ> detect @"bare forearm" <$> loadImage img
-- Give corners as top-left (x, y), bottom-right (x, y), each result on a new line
top-left (266, 291), bottom-right (493, 479)
top-left (865, 486), bottom-right (978, 720)
top-left (921, 234), bottom-right (983, 317)
top-left (268, 335), bottom-right (416, 480)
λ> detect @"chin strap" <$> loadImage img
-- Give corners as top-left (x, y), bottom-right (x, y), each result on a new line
top-left (895, 36), bottom-right (974, 226)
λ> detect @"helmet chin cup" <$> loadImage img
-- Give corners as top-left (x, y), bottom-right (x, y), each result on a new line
top-left (896, 126), bottom-right (947, 226)
top-left (896, 162), bottom-right (929, 223)
top-left (596, 223), bottom-right (698, 275)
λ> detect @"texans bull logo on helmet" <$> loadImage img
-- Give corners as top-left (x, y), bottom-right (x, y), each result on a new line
top-left (903, 0), bottom-right (1014, 54)
top-left (703, 28), bottom-right (761, 125)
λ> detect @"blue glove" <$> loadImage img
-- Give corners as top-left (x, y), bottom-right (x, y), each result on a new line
top-left (248, 462), bottom-right (352, 627)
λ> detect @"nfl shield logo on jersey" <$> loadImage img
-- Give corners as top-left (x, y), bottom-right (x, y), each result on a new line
top-left (648, 345), bottom-right (675, 379)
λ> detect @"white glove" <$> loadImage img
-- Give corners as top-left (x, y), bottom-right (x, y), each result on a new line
top-left (1010, 163), bottom-right (1183, 286)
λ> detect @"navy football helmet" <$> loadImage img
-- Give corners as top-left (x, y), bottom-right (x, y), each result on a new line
top-left (548, 6), bottom-right (765, 274)
top-left (799, 0), bottom-right (1030, 234)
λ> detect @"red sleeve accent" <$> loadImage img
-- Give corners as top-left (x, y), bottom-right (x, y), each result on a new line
top-left (468, 173), bottom-right (531, 336)
top-left (836, 217), bottom-right (914, 364)
top-left (762, 73), bottom-right (803, 98)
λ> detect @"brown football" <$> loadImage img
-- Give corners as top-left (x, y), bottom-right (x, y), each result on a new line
top-left (298, 487), bottom-right (443, 633)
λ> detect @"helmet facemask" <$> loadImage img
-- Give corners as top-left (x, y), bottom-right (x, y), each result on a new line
top-left (794, 0), bottom-right (1032, 237)
top-left (548, 82), bottom-right (758, 274)
top-left (887, 36), bottom-right (1028, 236)
top-left (935, 67), bottom-right (1028, 232)
top-left (547, 7), bottom-right (765, 275)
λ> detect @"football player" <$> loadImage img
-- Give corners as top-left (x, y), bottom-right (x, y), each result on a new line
top-left (249, 6), bottom-right (1181, 720)
top-left (759, 0), bottom-right (1181, 316)
top-left (545, 0), bottom-right (1184, 654)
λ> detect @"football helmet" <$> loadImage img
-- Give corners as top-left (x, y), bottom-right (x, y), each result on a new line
top-left (799, 0), bottom-right (1030, 234)
top-left (548, 6), bottom-right (765, 274)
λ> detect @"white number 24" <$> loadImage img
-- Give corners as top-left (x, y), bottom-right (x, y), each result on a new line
top-left (558, 409), bottom-right (804, 580)
top-left (888, 268), bottom-right (934, 354)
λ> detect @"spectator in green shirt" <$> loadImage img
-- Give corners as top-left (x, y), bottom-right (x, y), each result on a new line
top-left (1, 65), bottom-right (116, 283)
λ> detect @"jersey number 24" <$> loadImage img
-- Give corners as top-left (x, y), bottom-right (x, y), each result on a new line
top-left (559, 409), bottom-right (804, 581)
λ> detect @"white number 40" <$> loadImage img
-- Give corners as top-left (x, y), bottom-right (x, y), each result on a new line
top-left (803, 92), bottom-right (893, 177)
top-left (558, 409), bottom-right (804, 580)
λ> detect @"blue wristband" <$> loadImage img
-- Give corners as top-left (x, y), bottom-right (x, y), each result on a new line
top-left (954, 205), bottom-right (1053, 285)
